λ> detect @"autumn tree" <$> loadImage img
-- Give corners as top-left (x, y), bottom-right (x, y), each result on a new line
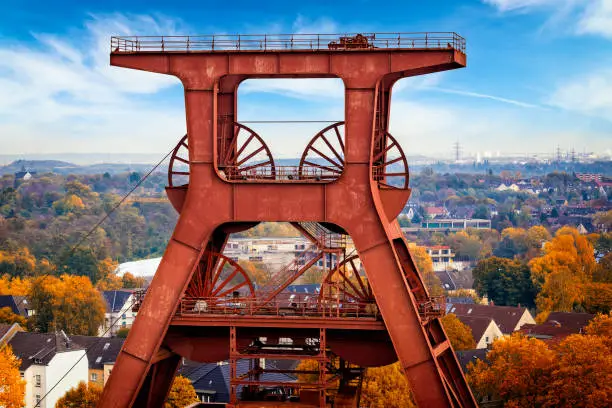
top-left (585, 312), bottom-right (612, 349)
top-left (0, 345), bottom-right (26, 408)
top-left (122, 272), bottom-right (146, 289)
top-left (165, 375), bottom-right (198, 408)
top-left (472, 257), bottom-right (536, 307)
top-left (0, 275), bottom-right (31, 296)
top-left (542, 334), bottom-right (612, 407)
top-left (239, 261), bottom-right (271, 287)
top-left (410, 246), bottom-right (443, 296)
top-left (467, 334), bottom-right (554, 406)
top-left (28, 275), bottom-right (106, 335)
top-left (593, 252), bottom-right (612, 283)
top-left (580, 282), bottom-right (612, 314)
top-left (529, 226), bottom-right (596, 313)
top-left (0, 306), bottom-right (26, 327)
top-left (96, 273), bottom-right (123, 291)
top-left (0, 247), bottom-right (36, 277)
top-left (56, 381), bottom-right (102, 408)
top-left (361, 362), bottom-right (415, 408)
top-left (440, 314), bottom-right (476, 351)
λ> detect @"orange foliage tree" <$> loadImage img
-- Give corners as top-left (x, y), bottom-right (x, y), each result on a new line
top-left (56, 381), bottom-right (102, 408)
top-left (543, 334), bottom-right (612, 407)
top-left (29, 275), bottom-right (106, 335)
top-left (0, 306), bottom-right (26, 327)
top-left (580, 282), bottom-right (612, 314)
top-left (0, 345), bottom-right (26, 408)
top-left (122, 272), bottom-right (146, 289)
top-left (441, 313), bottom-right (476, 351)
top-left (165, 375), bottom-right (198, 408)
top-left (410, 246), bottom-right (443, 296)
top-left (529, 226), bottom-right (596, 313)
top-left (0, 247), bottom-right (36, 277)
top-left (467, 334), bottom-right (554, 406)
top-left (361, 362), bottom-right (415, 408)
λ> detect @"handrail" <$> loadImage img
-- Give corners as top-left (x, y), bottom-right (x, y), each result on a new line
top-left (111, 32), bottom-right (466, 53)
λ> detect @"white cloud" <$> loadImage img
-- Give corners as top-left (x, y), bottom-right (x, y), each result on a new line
top-left (577, 0), bottom-right (612, 38)
top-left (547, 68), bottom-right (612, 118)
top-left (0, 13), bottom-right (186, 154)
top-left (429, 88), bottom-right (543, 109)
top-left (483, 0), bottom-right (612, 39)
top-left (483, 0), bottom-right (563, 11)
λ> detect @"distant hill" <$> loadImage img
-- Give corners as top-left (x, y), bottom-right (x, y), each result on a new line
top-left (0, 159), bottom-right (76, 175)
top-left (0, 159), bottom-right (162, 176)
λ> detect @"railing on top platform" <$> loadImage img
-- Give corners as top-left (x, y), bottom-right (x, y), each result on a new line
top-left (111, 32), bottom-right (466, 53)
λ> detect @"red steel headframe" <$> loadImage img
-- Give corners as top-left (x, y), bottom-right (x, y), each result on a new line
top-left (99, 32), bottom-right (476, 408)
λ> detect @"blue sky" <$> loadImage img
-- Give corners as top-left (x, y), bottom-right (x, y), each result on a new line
top-left (0, 0), bottom-right (611, 161)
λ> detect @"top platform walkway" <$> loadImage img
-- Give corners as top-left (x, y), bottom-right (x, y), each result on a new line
top-left (110, 32), bottom-right (466, 54)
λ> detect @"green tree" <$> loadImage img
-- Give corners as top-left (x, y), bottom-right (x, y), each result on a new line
top-left (473, 257), bottom-right (537, 307)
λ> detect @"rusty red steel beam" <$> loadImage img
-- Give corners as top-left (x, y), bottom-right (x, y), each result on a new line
top-left (99, 35), bottom-right (475, 408)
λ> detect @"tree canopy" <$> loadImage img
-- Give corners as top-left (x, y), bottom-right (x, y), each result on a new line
top-left (0, 345), bottom-right (25, 408)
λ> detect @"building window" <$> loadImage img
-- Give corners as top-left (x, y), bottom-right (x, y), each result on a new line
top-left (91, 373), bottom-right (98, 382)
top-left (485, 336), bottom-right (490, 343)
top-left (35, 395), bottom-right (41, 404)
top-left (35, 374), bottom-right (41, 387)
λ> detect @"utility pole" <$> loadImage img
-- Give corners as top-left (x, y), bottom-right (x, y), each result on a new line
top-left (453, 141), bottom-right (461, 162)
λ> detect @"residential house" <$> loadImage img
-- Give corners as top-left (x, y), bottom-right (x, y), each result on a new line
top-left (455, 349), bottom-right (488, 374)
top-left (14, 165), bottom-right (36, 187)
top-left (426, 246), bottom-right (455, 268)
top-left (424, 207), bottom-right (449, 219)
top-left (0, 322), bottom-right (24, 346)
top-left (8, 331), bottom-right (88, 408)
top-left (447, 304), bottom-right (536, 334)
top-left (455, 315), bottom-right (503, 349)
top-left (71, 336), bottom-right (125, 387)
top-left (520, 312), bottom-right (595, 343)
top-left (100, 290), bottom-right (136, 337)
top-left (0, 294), bottom-right (33, 318)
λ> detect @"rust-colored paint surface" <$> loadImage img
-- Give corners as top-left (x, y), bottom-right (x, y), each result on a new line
top-left (99, 33), bottom-right (476, 408)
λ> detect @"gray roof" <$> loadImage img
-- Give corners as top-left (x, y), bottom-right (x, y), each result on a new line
top-left (180, 360), bottom-right (296, 403)
top-left (455, 349), bottom-right (489, 374)
top-left (102, 290), bottom-right (133, 313)
top-left (71, 336), bottom-right (124, 370)
top-left (0, 295), bottom-right (30, 316)
top-left (9, 331), bottom-right (84, 371)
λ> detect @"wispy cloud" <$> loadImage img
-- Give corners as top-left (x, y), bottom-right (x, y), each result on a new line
top-left (428, 87), bottom-right (544, 109)
top-left (483, 0), bottom-right (612, 39)
top-left (0, 13), bottom-right (186, 154)
top-left (547, 68), bottom-right (612, 119)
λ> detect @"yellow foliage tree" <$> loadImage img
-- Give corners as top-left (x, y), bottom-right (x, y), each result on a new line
top-left (543, 334), bottom-right (612, 407)
top-left (56, 381), bottom-right (102, 408)
top-left (467, 334), bottom-right (555, 406)
top-left (361, 362), bottom-right (415, 408)
top-left (96, 273), bottom-right (123, 291)
top-left (440, 313), bottom-right (476, 350)
top-left (0, 306), bottom-right (26, 327)
top-left (0, 345), bottom-right (26, 408)
top-left (29, 275), bottom-right (106, 335)
top-left (585, 312), bottom-right (612, 349)
top-left (0, 247), bottom-right (37, 277)
top-left (122, 272), bottom-right (146, 289)
top-left (165, 375), bottom-right (198, 408)
top-left (410, 246), bottom-right (443, 296)
top-left (529, 226), bottom-right (596, 313)
top-left (0, 274), bottom-right (32, 296)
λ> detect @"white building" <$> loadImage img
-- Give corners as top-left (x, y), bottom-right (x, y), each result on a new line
top-left (9, 331), bottom-right (88, 408)
top-left (100, 290), bottom-right (137, 337)
top-left (456, 315), bottom-right (504, 349)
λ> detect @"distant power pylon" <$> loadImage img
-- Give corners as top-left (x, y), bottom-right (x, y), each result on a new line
top-left (556, 145), bottom-right (562, 163)
top-left (571, 148), bottom-right (576, 163)
top-left (454, 141), bottom-right (461, 162)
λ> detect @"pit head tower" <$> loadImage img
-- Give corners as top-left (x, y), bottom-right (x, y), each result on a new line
top-left (99, 32), bottom-right (476, 408)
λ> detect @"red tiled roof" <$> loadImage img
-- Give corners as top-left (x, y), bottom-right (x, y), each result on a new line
top-left (448, 304), bottom-right (531, 334)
